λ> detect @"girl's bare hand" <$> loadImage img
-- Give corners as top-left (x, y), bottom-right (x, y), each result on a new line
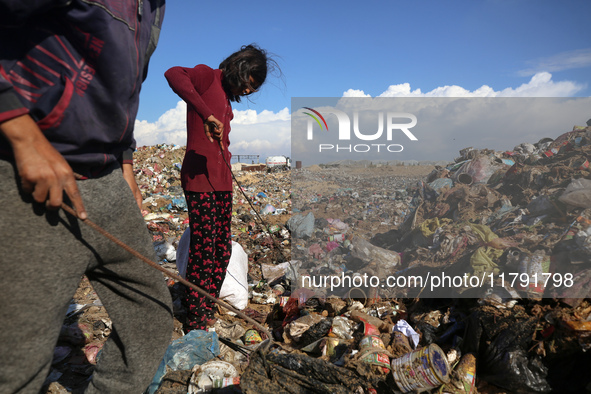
top-left (204, 115), bottom-right (224, 150)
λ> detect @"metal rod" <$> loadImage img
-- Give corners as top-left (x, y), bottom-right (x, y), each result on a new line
top-left (60, 202), bottom-right (272, 340)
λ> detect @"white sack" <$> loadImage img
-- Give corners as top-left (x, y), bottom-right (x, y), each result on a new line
top-left (176, 228), bottom-right (249, 310)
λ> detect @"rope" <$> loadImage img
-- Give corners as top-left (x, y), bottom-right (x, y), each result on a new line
top-left (218, 141), bottom-right (290, 264)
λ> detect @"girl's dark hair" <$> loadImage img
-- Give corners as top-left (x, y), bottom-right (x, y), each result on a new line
top-left (220, 44), bottom-right (277, 103)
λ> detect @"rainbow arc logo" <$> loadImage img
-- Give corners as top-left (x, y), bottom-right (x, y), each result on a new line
top-left (302, 107), bottom-right (328, 131)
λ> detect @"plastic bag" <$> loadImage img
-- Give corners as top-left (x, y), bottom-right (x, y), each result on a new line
top-left (260, 203), bottom-right (276, 215)
top-left (286, 212), bottom-right (315, 238)
top-left (154, 240), bottom-right (176, 262)
top-left (462, 310), bottom-right (551, 393)
top-left (349, 236), bottom-right (400, 275)
top-left (298, 318), bottom-right (333, 348)
top-left (148, 330), bottom-right (220, 394)
top-left (219, 242), bottom-right (249, 310)
top-left (330, 316), bottom-right (356, 340)
top-left (393, 319), bottom-right (420, 348)
top-left (558, 178), bottom-right (591, 208)
top-left (176, 228), bottom-right (190, 278)
top-left (188, 360), bottom-right (239, 394)
top-left (176, 229), bottom-right (249, 310)
top-left (260, 261), bottom-right (298, 284)
top-left (429, 177), bottom-right (454, 191)
top-left (452, 155), bottom-right (504, 185)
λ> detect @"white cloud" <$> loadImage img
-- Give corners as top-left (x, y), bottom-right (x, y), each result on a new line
top-left (134, 100), bottom-right (187, 146)
top-left (134, 103), bottom-right (291, 160)
top-left (375, 72), bottom-right (584, 98)
top-left (343, 89), bottom-right (371, 97)
top-left (496, 72), bottom-right (585, 97)
top-left (519, 48), bottom-right (591, 76)
top-left (232, 107), bottom-right (290, 125)
top-left (230, 113), bottom-right (291, 161)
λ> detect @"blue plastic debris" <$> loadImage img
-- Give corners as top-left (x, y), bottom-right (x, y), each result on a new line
top-left (147, 330), bottom-right (220, 394)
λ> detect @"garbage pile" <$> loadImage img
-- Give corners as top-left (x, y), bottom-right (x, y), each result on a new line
top-left (135, 143), bottom-right (291, 278)
top-left (280, 125), bottom-right (591, 393)
top-left (43, 126), bottom-right (591, 393)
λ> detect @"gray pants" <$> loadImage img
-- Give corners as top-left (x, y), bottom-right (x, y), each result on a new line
top-left (0, 160), bottom-right (173, 393)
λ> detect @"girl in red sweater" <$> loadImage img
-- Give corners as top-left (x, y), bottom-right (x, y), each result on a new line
top-left (165, 44), bottom-right (276, 331)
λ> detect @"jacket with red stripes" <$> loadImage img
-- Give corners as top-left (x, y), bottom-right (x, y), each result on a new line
top-left (0, 0), bottom-right (165, 175)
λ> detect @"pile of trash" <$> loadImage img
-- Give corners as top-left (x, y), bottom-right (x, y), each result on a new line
top-left (280, 125), bottom-right (591, 393)
top-left (43, 126), bottom-right (591, 393)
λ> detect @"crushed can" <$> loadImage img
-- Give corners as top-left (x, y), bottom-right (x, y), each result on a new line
top-left (359, 335), bottom-right (390, 373)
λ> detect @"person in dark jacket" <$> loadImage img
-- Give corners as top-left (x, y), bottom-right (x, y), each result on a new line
top-left (0, 1), bottom-right (172, 392)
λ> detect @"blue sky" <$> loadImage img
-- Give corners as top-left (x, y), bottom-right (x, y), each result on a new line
top-left (134, 0), bottom-right (591, 163)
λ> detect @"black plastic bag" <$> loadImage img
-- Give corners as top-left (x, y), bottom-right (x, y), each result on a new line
top-left (463, 309), bottom-right (551, 393)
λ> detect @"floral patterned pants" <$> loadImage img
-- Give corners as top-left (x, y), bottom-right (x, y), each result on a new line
top-left (184, 191), bottom-right (232, 331)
